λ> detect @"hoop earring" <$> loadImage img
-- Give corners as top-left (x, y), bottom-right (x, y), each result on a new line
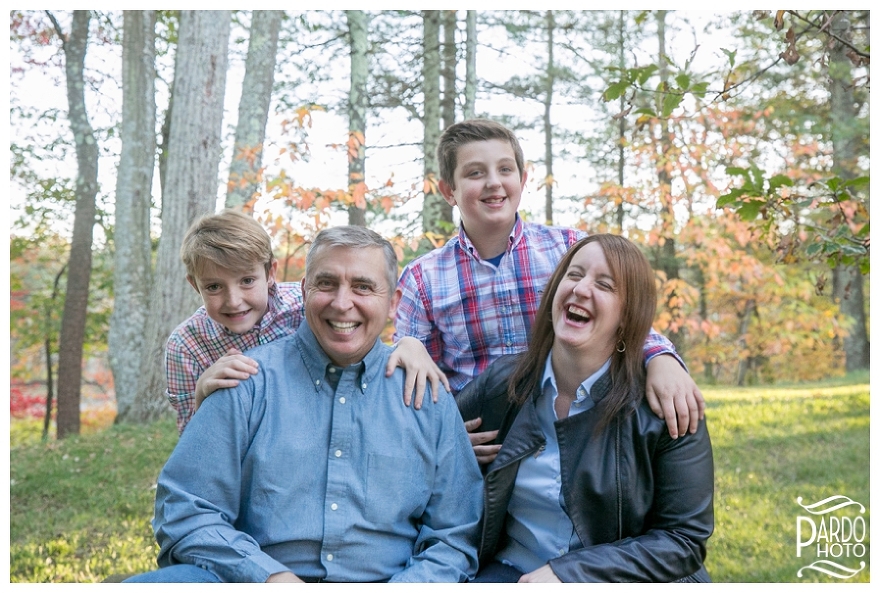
top-left (616, 339), bottom-right (626, 353)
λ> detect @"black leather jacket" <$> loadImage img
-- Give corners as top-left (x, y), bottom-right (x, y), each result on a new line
top-left (457, 354), bottom-right (714, 582)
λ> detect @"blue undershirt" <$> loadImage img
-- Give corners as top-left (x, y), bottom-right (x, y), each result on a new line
top-left (497, 354), bottom-right (611, 573)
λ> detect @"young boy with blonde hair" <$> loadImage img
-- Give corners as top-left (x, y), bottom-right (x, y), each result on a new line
top-left (166, 209), bottom-right (447, 434)
top-left (393, 119), bottom-right (704, 462)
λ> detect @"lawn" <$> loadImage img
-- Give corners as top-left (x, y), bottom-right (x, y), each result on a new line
top-left (8, 373), bottom-right (871, 583)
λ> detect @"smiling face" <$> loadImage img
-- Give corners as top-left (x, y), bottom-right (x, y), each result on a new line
top-left (551, 241), bottom-right (622, 360)
top-left (439, 139), bottom-right (527, 240)
top-left (303, 245), bottom-right (400, 367)
top-left (188, 260), bottom-right (277, 334)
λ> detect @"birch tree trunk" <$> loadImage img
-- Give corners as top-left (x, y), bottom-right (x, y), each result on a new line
top-left (829, 12), bottom-right (869, 372)
top-left (655, 10), bottom-right (683, 352)
top-left (614, 11), bottom-right (627, 232)
top-left (463, 10), bottom-right (476, 120)
top-left (542, 10), bottom-right (555, 226)
top-left (421, 10), bottom-right (452, 239)
top-left (226, 9), bottom-right (283, 209)
top-left (441, 10), bottom-right (457, 129)
top-left (122, 9), bottom-right (232, 423)
top-left (347, 10), bottom-right (368, 227)
top-left (110, 10), bottom-right (157, 420)
top-left (48, 10), bottom-right (100, 438)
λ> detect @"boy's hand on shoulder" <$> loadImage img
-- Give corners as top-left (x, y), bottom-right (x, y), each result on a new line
top-left (194, 348), bottom-right (260, 411)
top-left (387, 336), bottom-right (451, 409)
top-left (645, 354), bottom-right (706, 439)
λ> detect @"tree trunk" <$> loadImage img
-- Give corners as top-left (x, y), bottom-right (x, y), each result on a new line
top-left (441, 10), bottom-right (457, 129)
top-left (615, 11), bottom-right (627, 232)
top-left (49, 10), bottom-right (100, 439)
top-left (422, 11), bottom-right (451, 239)
top-left (655, 10), bottom-right (683, 352)
top-left (542, 10), bottom-right (555, 226)
top-left (42, 265), bottom-right (66, 441)
top-left (122, 9), bottom-right (232, 423)
top-left (735, 298), bottom-right (756, 386)
top-left (463, 10), bottom-right (476, 120)
top-left (110, 10), bottom-right (157, 420)
top-left (347, 10), bottom-right (368, 227)
top-left (226, 9), bottom-right (283, 209)
top-left (828, 12), bottom-right (869, 372)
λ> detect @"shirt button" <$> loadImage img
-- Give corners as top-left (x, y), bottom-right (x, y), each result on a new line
top-left (330, 503), bottom-right (338, 511)
top-left (329, 367), bottom-right (336, 373)
top-left (335, 450), bottom-right (342, 458)
top-left (326, 554), bottom-right (334, 561)
top-left (315, 379), bottom-right (321, 386)
top-left (506, 341), bottom-right (513, 346)
top-left (361, 383), bottom-right (367, 389)
top-left (339, 397), bottom-right (346, 404)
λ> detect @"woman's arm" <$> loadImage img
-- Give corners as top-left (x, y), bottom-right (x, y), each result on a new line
top-left (548, 417), bottom-right (714, 583)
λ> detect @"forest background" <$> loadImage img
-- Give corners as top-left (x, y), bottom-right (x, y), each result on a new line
top-left (5, 8), bottom-right (872, 584)
top-left (7, 9), bottom-right (870, 443)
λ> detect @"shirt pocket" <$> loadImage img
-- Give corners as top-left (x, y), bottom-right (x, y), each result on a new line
top-left (365, 453), bottom-right (430, 526)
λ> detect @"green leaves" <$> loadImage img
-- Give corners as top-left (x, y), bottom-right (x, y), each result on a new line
top-left (718, 166), bottom-right (870, 273)
top-left (603, 62), bottom-right (708, 118)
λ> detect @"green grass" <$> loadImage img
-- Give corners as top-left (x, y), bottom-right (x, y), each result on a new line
top-left (702, 379), bottom-right (870, 582)
top-left (9, 419), bottom-right (179, 583)
top-left (9, 376), bottom-right (870, 583)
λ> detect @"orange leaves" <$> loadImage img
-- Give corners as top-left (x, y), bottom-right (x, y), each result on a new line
top-left (422, 173), bottom-right (440, 196)
top-left (347, 130), bottom-right (365, 163)
top-left (536, 174), bottom-right (556, 191)
top-left (423, 232), bottom-right (447, 249)
top-left (379, 196), bottom-right (395, 214)
top-left (282, 104), bottom-right (325, 131)
top-left (350, 181), bottom-right (367, 210)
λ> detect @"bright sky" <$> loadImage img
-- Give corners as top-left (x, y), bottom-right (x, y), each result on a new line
top-left (8, 9), bottom-right (745, 242)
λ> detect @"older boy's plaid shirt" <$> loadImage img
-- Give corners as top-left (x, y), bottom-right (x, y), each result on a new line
top-left (164, 282), bottom-right (304, 434)
top-left (394, 217), bottom-right (681, 394)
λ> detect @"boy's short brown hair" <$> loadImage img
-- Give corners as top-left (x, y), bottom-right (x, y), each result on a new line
top-left (436, 118), bottom-right (525, 188)
top-left (181, 209), bottom-right (274, 280)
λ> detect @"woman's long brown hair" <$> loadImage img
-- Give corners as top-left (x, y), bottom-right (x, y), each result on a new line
top-left (506, 234), bottom-right (658, 431)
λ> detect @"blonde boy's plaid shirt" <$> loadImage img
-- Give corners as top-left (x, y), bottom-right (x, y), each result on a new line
top-left (164, 282), bottom-right (304, 434)
top-left (394, 216), bottom-right (681, 394)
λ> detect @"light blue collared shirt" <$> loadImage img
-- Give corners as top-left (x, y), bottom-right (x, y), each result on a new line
top-left (153, 322), bottom-right (483, 583)
top-left (496, 354), bottom-right (611, 573)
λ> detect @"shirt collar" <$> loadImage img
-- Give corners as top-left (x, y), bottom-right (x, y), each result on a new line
top-left (457, 213), bottom-right (524, 259)
top-left (541, 352), bottom-right (612, 404)
top-left (294, 320), bottom-right (386, 394)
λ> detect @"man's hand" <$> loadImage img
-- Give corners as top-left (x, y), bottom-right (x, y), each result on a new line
top-left (265, 571), bottom-right (304, 583)
top-left (194, 348), bottom-right (259, 411)
top-left (387, 336), bottom-right (451, 409)
top-left (464, 417), bottom-right (501, 465)
top-left (519, 564), bottom-right (561, 583)
top-left (645, 354), bottom-right (705, 439)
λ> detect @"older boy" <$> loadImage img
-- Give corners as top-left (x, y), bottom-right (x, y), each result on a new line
top-left (394, 119), bottom-right (704, 461)
top-left (166, 209), bottom-right (448, 434)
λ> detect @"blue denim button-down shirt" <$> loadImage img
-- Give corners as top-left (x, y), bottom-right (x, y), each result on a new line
top-left (153, 322), bottom-right (483, 583)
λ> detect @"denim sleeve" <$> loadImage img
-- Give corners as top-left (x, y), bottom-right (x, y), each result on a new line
top-left (389, 392), bottom-right (483, 582)
top-left (153, 384), bottom-right (289, 583)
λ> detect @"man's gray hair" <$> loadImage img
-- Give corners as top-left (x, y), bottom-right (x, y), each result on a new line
top-left (306, 226), bottom-right (398, 291)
